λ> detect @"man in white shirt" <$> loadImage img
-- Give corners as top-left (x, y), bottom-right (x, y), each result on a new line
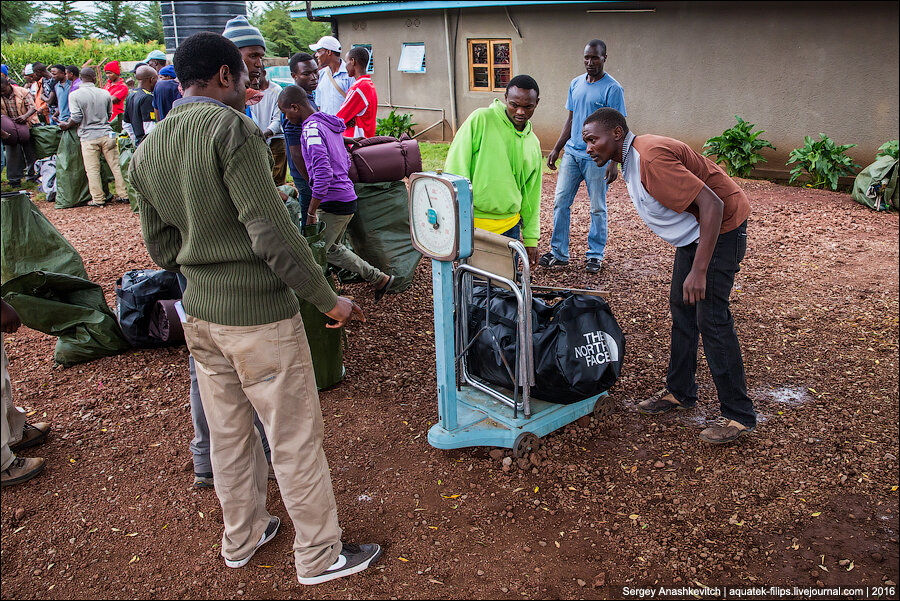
top-left (248, 68), bottom-right (287, 185)
top-left (309, 35), bottom-right (354, 116)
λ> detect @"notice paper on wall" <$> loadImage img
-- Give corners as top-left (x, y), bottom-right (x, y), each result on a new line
top-left (398, 43), bottom-right (426, 73)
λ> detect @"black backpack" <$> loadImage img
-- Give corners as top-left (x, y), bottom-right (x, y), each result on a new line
top-left (467, 287), bottom-right (625, 404)
top-left (115, 269), bottom-right (182, 348)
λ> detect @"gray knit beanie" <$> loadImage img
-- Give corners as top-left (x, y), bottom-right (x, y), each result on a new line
top-left (222, 16), bottom-right (266, 50)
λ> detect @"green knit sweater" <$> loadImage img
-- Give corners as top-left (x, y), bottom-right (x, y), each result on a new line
top-left (130, 98), bottom-right (338, 326)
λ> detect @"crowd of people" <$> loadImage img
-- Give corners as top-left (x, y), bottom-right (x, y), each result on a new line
top-left (2, 20), bottom-right (758, 589)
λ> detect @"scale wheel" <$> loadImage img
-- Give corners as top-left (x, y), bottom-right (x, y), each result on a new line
top-left (512, 432), bottom-right (541, 459)
top-left (593, 395), bottom-right (614, 422)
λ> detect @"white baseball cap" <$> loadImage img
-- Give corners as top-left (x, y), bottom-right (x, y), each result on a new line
top-left (23, 63), bottom-right (34, 75)
top-left (310, 35), bottom-right (341, 53)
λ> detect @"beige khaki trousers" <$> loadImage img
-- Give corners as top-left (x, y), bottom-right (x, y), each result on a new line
top-left (318, 211), bottom-right (387, 284)
top-left (181, 313), bottom-right (342, 578)
top-left (1, 335), bottom-right (27, 471)
top-left (81, 135), bottom-right (126, 203)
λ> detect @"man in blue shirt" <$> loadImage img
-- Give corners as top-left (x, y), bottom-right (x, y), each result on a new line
top-left (283, 52), bottom-right (320, 227)
top-left (541, 39), bottom-right (626, 273)
top-left (153, 66), bottom-right (182, 120)
top-left (51, 64), bottom-right (72, 122)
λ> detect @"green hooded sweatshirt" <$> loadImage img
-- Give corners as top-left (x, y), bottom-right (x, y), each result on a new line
top-left (444, 99), bottom-right (542, 246)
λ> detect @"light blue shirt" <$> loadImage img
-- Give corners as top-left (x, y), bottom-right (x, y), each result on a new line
top-left (55, 79), bottom-right (72, 121)
top-left (314, 60), bottom-right (354, 116)
top-left (564, 72), bottom-right (626, 159)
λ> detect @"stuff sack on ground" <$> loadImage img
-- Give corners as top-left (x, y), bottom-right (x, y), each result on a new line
top-left (55, 128), bottom-right (114, 209)
top-left (345, 181), bottom-right (422, 293)
top-left (467, 286), bottom-right (625, 404)
top-left (36, 157), bottom-right (57, 202)
top-left (0, 191), bottom-right (85, 283)
top-left (118, 135), bottom-right (139, 212)
top-left (347, 135), bottom-right (422, 183)
top-left (148, 299), bottom-right (185, 344)
top-left (852, 155), bottom-right (899, 211)
top-left (30, 125), bottom-right (62, 160)
top-left (115, 269), bottom-right (183, 348)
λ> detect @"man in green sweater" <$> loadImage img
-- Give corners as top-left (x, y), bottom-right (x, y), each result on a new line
top-left (129, 32), bottom-right (381, 586)
top-left (444, 74), bottom-right (543, 267)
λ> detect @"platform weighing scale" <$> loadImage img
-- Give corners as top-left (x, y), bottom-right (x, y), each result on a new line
top-left (408, 171), bottom-right (612, 458)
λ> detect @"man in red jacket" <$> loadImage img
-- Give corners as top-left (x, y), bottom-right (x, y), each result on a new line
top-left (336, 46), bottom-right (376, 138)
top-left (103, 61), bottom-right (128, 130)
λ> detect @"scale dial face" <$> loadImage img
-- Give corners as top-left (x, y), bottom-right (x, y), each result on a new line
top-left (409, 175), bottom-right (459, 260)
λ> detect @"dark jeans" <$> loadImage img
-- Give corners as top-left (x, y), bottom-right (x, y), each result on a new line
top-left (667, 220), bottom-right (756, 428)
top-left (296, 177), bottom-right (312, 229)
top-left (4, 138), bottom-right (36, 183)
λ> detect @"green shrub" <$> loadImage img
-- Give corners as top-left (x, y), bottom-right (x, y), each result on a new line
top-left (876, 140), bottom-right (899, 160)
top-left (375, 110), bottom-right (416, 138)
top-left (787, 134), bottom-right (860, 190)
top-left (1, 39), bottom-right (164, 84)
top-left (702, 116), bottom-right (775, 178)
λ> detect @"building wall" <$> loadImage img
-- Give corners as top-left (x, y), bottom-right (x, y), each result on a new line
top-left (332, 1), bottom-right (899, 175)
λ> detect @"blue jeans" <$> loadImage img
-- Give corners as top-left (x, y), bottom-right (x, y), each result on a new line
top-left (667, 221), bottom-right (756, 429)
top-left (550, 152), bottom-right (609, 261)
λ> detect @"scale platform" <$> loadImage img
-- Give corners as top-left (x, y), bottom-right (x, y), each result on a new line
top-left (428, 386), bottom-right (610, 456)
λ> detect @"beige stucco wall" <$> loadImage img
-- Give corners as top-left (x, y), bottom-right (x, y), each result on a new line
top-left (332, 1), bottom-right (899, 175)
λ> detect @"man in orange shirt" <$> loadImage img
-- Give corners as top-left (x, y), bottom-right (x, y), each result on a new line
top-left (103, 61), bottom-right (128, 131)
top-left (582, 108), bottom-right (756, 445)
top-left (336, 47), bottom-right (376, 138)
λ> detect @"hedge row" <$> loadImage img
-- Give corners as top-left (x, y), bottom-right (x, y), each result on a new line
top-left (1, 39), bottom-right (165, 83)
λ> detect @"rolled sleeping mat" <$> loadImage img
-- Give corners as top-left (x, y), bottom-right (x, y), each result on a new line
top-left (148, 299), bottom-right (185, 344)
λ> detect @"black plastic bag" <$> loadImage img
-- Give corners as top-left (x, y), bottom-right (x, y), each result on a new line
top-left (467, 286), bottom-right (625, 404)
top-left (115, 269), bottom-right (182, 348)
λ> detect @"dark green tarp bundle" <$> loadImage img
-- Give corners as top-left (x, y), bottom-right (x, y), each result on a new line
top-left (31, 125), bottom-right (62, 160)
top-left (346, 181), bottom-right (421, 293)
top-left (118, 135), bottom-right (140, 212)
top-left (55, 128), bottom-right (114, 209)
top-left (0, 191), bottom-right (87, 283)
top-left (295, 220), bottom-right (345, 390)
top-left (1, 191), bottom-right (130, 366)
top-left (852, 155), bottom-right (899, 211)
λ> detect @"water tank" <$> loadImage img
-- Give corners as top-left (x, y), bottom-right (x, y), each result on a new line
top-left (161, 1), bottom-right (247, 53)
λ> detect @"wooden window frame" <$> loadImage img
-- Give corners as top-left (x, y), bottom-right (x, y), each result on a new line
top-left (467, 38), bottom-right (512, 92)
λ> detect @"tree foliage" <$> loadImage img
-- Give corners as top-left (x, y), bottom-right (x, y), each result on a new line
top-left (90, 1), bottom-right (143, 43)
top-left (36, 1), bottom-right (84, 45)
top-left (251, 1), bottom-right (331, 58)
top-left (0, 0), bottom-right (38, 43)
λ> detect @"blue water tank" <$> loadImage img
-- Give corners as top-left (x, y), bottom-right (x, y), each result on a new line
top-left (160, 1), bottom-right (247, 52)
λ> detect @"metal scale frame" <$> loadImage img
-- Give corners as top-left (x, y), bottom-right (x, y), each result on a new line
top-left (408, 171), bottom-right (612, 458)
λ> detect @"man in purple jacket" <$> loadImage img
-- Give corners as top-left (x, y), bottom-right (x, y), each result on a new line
top-left (278, 85), bottom-right (394, 301)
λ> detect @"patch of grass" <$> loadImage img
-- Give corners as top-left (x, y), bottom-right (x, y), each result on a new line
top-left (419, 142), bottom-right (557, 175)
top-left (419, 142), bottom-right (450, 172)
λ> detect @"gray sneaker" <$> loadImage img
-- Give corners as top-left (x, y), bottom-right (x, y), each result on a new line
top-left (1, 456), bottom-right (45, 488)
top-left (298, 543), bottom-right (382, 585)
top-left (585, 258), bottom-right (603, 273)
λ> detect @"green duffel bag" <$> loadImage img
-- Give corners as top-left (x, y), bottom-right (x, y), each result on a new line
top-left (118, 135), bottom-right (139, 212)
top-left (31, 125), bottom-right (62, 160)
top-left (852, 155), bottom-right (899, 211)
top-left (295, 221), bottom-right (345, 390)
top-left (345, 180), bottom-right (422, 293)
top-left (55, 129), bottom-right (114, 209)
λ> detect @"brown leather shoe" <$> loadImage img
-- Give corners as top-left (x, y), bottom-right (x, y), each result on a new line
top-left (1, 456), bottom-right (46, 487)
top-left (636, 390), bottom-right (689, 415)
top-left (699, 417), bottom-right (755, 444)
top-left (9, 422), bottom-right (50, 453)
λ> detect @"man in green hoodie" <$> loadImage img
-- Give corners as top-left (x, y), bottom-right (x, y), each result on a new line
top-left (445, 75), bottom-right (542, 267)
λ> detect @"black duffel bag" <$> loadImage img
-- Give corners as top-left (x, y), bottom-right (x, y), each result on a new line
top-left (467, 286), bottom-right (625, 404)
top-left (115, 269), bottom-right (182, 348)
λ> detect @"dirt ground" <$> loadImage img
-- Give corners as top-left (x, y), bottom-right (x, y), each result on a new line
top-left (1, 175), bottom-right (898, 600)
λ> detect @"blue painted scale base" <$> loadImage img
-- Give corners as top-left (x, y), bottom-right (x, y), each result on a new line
top-left (427, 387), bottom-right (604, 450)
